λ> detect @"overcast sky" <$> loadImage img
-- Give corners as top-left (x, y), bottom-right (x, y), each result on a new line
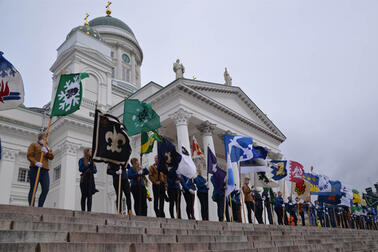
top-left (1, 0), bottom-right (377, 193)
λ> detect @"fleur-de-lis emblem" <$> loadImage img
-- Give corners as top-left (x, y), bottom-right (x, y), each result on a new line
top-left (105, 126), bottom-right (126, 153)
top-left (165, 152), bottom-right (173, 171)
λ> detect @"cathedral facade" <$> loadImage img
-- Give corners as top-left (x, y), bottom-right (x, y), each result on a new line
top-left (0, 11), bottom-right (286, 221)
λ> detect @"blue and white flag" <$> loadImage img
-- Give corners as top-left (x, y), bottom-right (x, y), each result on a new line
top-left (226, 153), bottom-right (235, 196)
top-left (240, 145), bottom-right (268, 174)
top-left (318, 174), bottom-right (332, 192)
top-left (224, 134), bottom-right (253, 162)
top-left (0, 52), bottom-right (24, 111)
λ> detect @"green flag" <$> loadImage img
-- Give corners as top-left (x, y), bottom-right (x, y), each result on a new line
top-left (50, 73), bottom-right (89, 117)
top-left (141, 131), bottom-right (162, 155)
top-left (123, 99), bottom-right (161, 136)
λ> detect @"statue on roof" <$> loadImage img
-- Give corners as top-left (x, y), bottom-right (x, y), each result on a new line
top-left (224, 67), bottom-right (232, 86)
top-left (173, 59), bottom-right (185, 79)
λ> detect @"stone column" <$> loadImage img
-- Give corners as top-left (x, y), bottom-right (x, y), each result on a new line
top-left (198, 121), bottom-right (217, 221)
top-left (198, 120), bottom-right (216, 165)
top-left (169, 108), bottom-right (201, 219)
top-left (0, 148), bottom-right (17, 204)
top-left (169, 108), bottom-right (192, 155)
top-left (58, 141), bottom-right (79, 210)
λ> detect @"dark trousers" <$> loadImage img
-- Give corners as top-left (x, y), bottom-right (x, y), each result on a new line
top-left (245, 201), bottom-right (254, 223)
top-left (28, 166), bottom-right (49, 207)
top-left (152, 183), bottom-right (165, 217)
top-left (232, 203), bottom-right (241, 222)
top-left (265, 203), bottom-right (273, 224)
top-left (300, 211), bottom-right (305, 226)
top-left (214, 194), bottom-right (225, 221)
top-left (131, 185), bottom-right (147, 216)
top-left (168, 188), bottom-right (181, 219)
top-left (183, 191), bottom-right (195, 220)
top-left (255, 206), bottom-right (264, 224)
top-left (197, 192), bottom-right (208, 221)
top-left (113, 179), bottom-right (131, 213)
top-left (80, 183), bottom-right (92, 212)
top-left (275, 207), bottom-right (283, 225)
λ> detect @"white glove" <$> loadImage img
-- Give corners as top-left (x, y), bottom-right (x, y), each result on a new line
top-left (138, 170), bottom-right (143, 175)
top-left (116, 170), bottom-right (122, 175)
top-left (35, 162), bottom-right (43, 168)
top-left (189, 189), bottom-right (195, 195)
top-left (41, 147), bottom-right (48, 154)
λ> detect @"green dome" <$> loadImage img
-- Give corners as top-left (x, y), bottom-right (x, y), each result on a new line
top-left (89, 16), bottom-right (135, 36)
top-left (67, 25), bottom-right (102, 41)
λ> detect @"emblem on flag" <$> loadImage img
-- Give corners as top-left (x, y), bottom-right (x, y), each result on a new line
top-left (0, 52), bottom-right (24, 111)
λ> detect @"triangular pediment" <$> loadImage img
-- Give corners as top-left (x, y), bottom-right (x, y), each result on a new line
top-left (181, 79), bottom-right (286, 141)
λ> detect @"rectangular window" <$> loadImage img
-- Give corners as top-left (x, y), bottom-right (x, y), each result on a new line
top-left (122, 67), bottom-right (130, 82)
top-left (54, 165), bottom-right (61, 181)
top-left (111, 68), bottom-right (115, 78)
top-left (17, 168), bottom-right (29, 183)
top-left (111, 51), bottom-right (114, 58)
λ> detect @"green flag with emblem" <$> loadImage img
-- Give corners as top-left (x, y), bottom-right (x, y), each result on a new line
top-left (123, 99), bottom-right (161, 136)
top-left (50, 73), bottom-right (89, 117)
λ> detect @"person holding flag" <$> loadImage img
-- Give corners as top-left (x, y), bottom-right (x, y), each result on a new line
top-left (27, 72), bottom-right (89, 207)
top-left (78, 148), bottom-right (97, 212)
top-left (27, 133), bottom-right (54, 207)
top-left (149, 155), bottom-right (168, 217)
top-left (194, 168), bottom-right (209, 221)
top-left (180, 174), bottom-right (197, 220)
top-left (241, 177), bottom-right (254, 223)
top-left (167, 171), bottom-right (181, 219)
top-left (128, 158), bottom-right (149, 216)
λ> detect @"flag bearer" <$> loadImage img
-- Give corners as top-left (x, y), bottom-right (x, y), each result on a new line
top-left (27, 133), bottom-right (54, 207)
top-left (167, 171), bottom-right (181, 219)
top-left (295, 197), bottom-right (306, 226)
top-left (181, 174), bottom-right (197, 220)
top-left (211, 175), bottom-right (226, 221)
top-left (107, 163), bottom-right (132, 215)
top-left (253, 189), bottom-right (264, 224)
top-left (286, 196), bottom-right (298, 225)
top-left (263, 189), bottom-right (274, 224)
top-left (149, 156), bottom-right (167, 217)
top-left (273, 192), bottom-right (284, 225)
top-left (79, 148), bottom-right (97, 212)
top-left (128, 158), bottom-right (149, 216)
top-left (231, 188), bottom-right (242, 222)
top-left (194, 169), bottom-right (209, 221)
top-left (242, 177), bottom-right (254, 223)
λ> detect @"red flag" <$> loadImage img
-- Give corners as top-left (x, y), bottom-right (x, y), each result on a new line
top-left (192, 136), bottom-right (204, 159)
top-left (286, 160), bottom-right (304, 184)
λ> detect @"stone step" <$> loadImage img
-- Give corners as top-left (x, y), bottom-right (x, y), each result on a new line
top-left (0, 230), bottom-right (68, 243)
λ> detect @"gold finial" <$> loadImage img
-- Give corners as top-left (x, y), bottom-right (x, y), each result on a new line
top-left (106, 1), bottom-right (112, 16)
top-left (84, 13), bottom-right (90, 26)
top-left (192, 76), bottom-right (197, 80)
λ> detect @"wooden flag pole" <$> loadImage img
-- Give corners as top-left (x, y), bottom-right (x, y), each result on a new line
top-left (30, 118), bottom-right (52, 207)
top-left (223, 189), bottom-right (227, 222)
top-left (117, 165), bottom-right (122, 215)
top-left (308, 203), bottom-right (311, 226)
top-left (238, 165), bottom-right (246, 223)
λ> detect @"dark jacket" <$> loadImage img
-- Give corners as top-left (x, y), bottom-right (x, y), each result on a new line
top-left (128, 166), bottom-right (149, 187)
top-left (107, 163), bottom-right (128, 181)
top-left (180, 175), bottom-right (196, 192)
top-left (194, 175), bottom-right (208, 193)
top-left (167, 171), bottom-right (180, 190)
top-left (211, 176), bottom-right (225, 199)
top-left (78, 157), bottom-right (97, 196)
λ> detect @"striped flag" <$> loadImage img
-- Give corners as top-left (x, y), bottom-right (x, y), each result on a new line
top-left (140, 131), bottom-right (162, 155)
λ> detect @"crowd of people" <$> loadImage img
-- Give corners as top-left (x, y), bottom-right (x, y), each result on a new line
top-left (26, 133), bottom-right (377, 230)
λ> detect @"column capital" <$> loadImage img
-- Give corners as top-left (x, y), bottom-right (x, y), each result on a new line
top-left (198, 120), bottom-right (216, 136)
top-left (169, 108), bottom-right (192, 126)
top-left (1, 148), bottom-right (18, 161)
top-left (56, 141), bottom-right (80, 156)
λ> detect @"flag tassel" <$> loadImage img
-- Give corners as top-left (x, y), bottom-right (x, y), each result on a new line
top-left (30, 118), bottom-right (52, 207)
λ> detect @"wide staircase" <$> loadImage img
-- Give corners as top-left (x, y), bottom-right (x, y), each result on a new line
top-left (0, 205), bottom-right (377, 252)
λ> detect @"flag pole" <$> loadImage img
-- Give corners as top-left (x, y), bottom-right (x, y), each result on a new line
top-left (30, 117), bottom-right (52, 207)
top-left (238, 163), bottom-right (246, 223)
top-left (117, 165), bottom-right (122, 215)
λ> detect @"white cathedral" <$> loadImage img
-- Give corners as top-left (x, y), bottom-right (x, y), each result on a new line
top-left (0, 8), bottom-right (286, 221)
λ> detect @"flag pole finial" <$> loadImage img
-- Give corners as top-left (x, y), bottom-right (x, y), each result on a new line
top-left (84, 13), bottom-right (90, 26)
top-left (106, 1), bottom-right (112, 16)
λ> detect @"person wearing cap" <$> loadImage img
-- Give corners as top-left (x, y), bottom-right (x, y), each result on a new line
top-left (241, 177), bottom-right (254, 223)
